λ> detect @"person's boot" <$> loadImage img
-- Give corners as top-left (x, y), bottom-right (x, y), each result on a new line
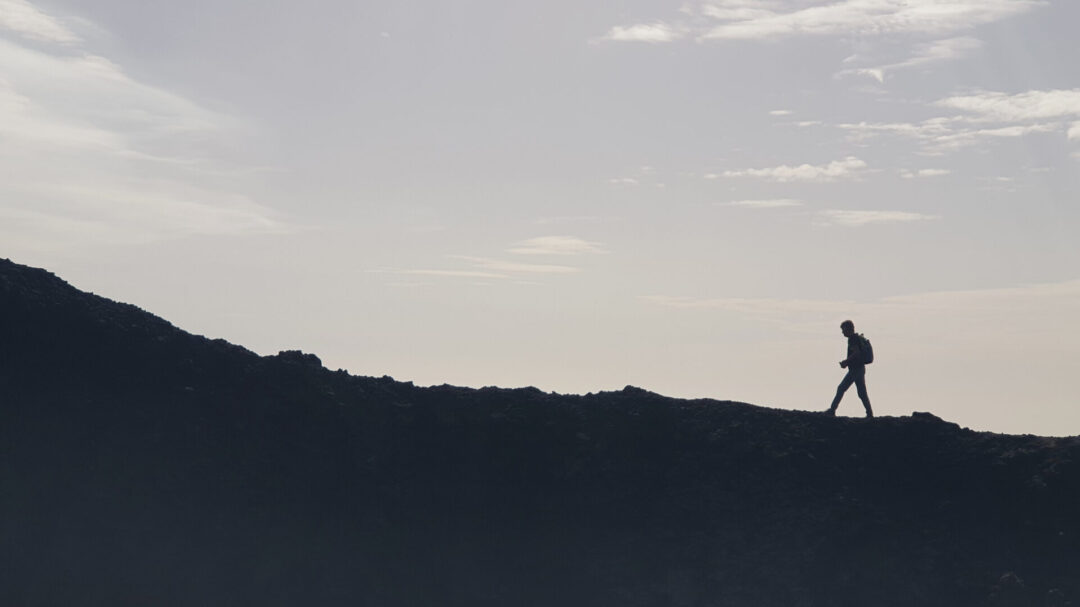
top-left (825, 407), bottom-right (836, 416)
top-left (864, 406), bottom-right (874, 418)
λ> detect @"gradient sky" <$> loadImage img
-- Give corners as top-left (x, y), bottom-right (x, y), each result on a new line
top-left (3, 0), bottom-right (1078, 435)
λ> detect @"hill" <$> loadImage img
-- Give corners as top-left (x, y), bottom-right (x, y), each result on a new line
top-left (1, 258), bottom-right (1078, 606)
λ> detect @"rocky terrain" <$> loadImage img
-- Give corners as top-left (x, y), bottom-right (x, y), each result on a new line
top-left (1, 257), bottom-right (1078, 606)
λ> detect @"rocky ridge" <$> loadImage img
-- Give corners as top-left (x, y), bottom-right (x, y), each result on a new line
top-left (0, 258), bottom-right (1078, 607)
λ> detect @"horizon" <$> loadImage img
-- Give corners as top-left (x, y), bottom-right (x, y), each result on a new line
top-left (2, 0), bottom-right (1078, 436)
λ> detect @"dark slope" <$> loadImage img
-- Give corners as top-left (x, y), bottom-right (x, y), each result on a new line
top-left (1, 258), bottom-right (1078, 607)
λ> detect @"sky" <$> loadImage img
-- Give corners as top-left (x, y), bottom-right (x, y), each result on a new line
top-left (2, 0), bottom-right (1078, 435)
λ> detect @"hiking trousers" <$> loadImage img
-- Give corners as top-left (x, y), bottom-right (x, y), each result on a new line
top-left (831, 364), bottom-right (872, 415)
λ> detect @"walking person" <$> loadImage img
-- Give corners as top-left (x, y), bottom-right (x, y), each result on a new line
top-left (826, 320), bottom-right (873, 418)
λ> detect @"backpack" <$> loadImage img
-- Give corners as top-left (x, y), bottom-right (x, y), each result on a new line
top-left (858, 334), bottom-right (874, 364)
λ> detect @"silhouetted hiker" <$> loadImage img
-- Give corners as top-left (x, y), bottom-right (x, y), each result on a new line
top-left (826, 320), bottom-right (873, 418)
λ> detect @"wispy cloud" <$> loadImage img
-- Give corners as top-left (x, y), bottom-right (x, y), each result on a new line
top-left (0, 3), bottom-right (284, 250)
top-left (901, 36), bottom-right (983, 67)
top-left (0, 56), bottom-right (223, 157)
top-left (839, 36), bottom-right (983, 82)
top-left (769, 109), bottom-right (793, 116)
top-left (396, 269), bottom-right (507, 279)
top-left (450, 256), bottom-right (580, 275)
top-left (837, 112), bottom-right (1063, 154)
top-left (837, 118), bottom-right (957, 141)
top-left (0, 0), bottom-right (79, 43)
top-left (597, 0), bottom-right (1046, 107)
top-left (1070, 122), bottom-right (1080, 141)
top-left (699, 0), bottom-right (1043, 41)
top-left (0, 188), bottom-right (289, 252)
top-left (900, 168), bottom-right (951, 178)
top-left (378, 244), bottom-right (590, 285)
top-left (609, 177), bottom-right (640, 185)
top-left (699, 2), bottom-right (779, 23)
top-left (814, 210), bottom-right (939, 227)
top-left (722, 199), bottom-right (804, 208)
top-left (0, 42), bottom-right (224, 145)
top-left (722, 156), bottom-right (867, 182)
top-left (508, 236), bottom-right (608, 256)
top-left (534, 215), bottom-right (606, 226)
top-left (598, 22), bottom-right (683, 43)
top-left (40, 181), bottom-right (286, 234)
top-left (931, 123), bottom-right (1059, 151)
top-left (935, 89), bottom-right (1080, 123)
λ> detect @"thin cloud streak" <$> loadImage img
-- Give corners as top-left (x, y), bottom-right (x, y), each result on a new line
top-left (533, 216), bottom-right (606, 226)
top-left (699, 0), bottom-right (1044, 41)
top-left (899, 36), bottom-right (983, 68)
top-left (0, 3), bottom-right (284, 249)
top-left (936, 89), bottom-right (1080, 123)
top-left (815, 210), bottom-right (939, 227)
top-left (722, 156), bottom-right (867, 182)
top-left (450, 256), bottom-right (581, 274)
top-left (838, 118), bottom-right (958, 141)
top-left (931, 123), bottom-right (1059, 151)
top-left (599, 22), bottom-right (683, 43)
top-left (397, 269), bottom-right (508, 279)
top-left (508, 236), bottom-right (608, 256)
top-left (722, 199), bottom-right (804, 208)
top-left (901, 169), bottom-right (951, 178)
top-left (837, 113), bottom-right (1064, 154)
top-left (375, 245), bottom-right (590, 285)
top-left (838, 36), bottom-right (983, 82)
top-left (0, 41), bottom-right (226, 147)
top-left (0, 0), bottom-right (79, 43)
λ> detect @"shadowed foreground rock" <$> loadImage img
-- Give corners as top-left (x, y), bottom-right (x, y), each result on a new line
top-left (1, 258), bottom-right (1078, 607)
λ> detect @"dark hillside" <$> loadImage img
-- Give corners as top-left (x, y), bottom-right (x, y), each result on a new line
top-left (1, 258), bottom-right (1078, 606)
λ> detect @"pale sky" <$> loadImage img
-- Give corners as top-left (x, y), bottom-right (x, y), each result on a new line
top-left (3, 0), bottom-right (1078, 435)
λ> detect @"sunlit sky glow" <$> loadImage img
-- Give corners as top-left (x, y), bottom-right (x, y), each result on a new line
top-left (3, 0), bottom-right (1078, 435)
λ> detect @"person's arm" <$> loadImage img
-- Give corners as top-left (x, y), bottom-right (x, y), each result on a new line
top-left (840, 338), bottom-right (860, 367)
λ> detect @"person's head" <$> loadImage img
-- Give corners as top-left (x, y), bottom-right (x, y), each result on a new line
top-left (840, 320), bottom-right (855, 337)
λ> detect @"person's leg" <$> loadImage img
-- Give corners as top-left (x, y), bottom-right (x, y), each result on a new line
top-left (830, 370), bottom-right (855, 412)
top-left (853, 366), bottom-right (873, 417)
